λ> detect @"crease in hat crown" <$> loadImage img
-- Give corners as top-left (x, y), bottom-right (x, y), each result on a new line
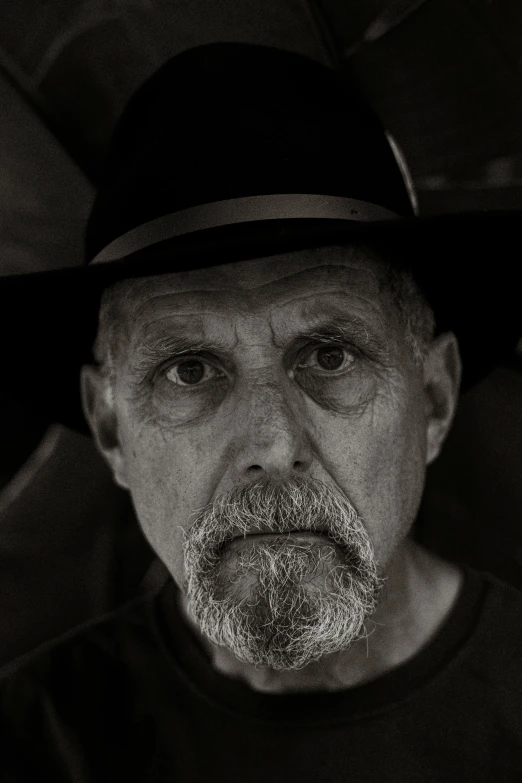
top-left (85, 42), bottom-right (416, 267)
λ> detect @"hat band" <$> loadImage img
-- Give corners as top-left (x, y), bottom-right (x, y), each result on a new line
top-left (89, 193), bottom-right (399, 264)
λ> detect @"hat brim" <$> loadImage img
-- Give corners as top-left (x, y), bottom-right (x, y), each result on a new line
top-left (1, 211), bottom-right (520, 433)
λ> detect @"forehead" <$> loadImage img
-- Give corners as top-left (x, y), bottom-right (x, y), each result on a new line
top-left (116, 244), bottom-right (393, 329)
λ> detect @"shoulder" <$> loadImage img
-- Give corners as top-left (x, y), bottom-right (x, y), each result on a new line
top-left (0, 577), bottom-right (172, 780)
top-left (0, 558), bottom-right (171, 687)
top-left (0, 579), bottom-right (164, 715)
top-left (459, 568), bottom-right (522, 711)
top-left (476, 568), bottom-right (522, 627)
top-left (469, 569), bottom-right (522, 740)
top-left (473, 568), bottom-right (522, 653)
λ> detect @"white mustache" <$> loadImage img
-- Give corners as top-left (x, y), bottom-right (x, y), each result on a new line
top-left (184, 477), bottom-right (367, 572)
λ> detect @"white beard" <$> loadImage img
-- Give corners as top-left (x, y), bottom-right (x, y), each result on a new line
top-left (183, 478), bottom-right (383, 670)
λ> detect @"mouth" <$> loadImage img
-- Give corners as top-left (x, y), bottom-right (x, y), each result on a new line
top-left (226, 530), bottom-right (333, 547)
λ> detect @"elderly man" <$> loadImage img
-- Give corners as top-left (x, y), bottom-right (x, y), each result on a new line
top-left (0, 42), bottom-right (521, 782)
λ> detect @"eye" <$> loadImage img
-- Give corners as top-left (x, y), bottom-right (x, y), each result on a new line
top-left (165, 358), bottom-right (224, 386)
top-left (297, 344), bottom-right (357, 374)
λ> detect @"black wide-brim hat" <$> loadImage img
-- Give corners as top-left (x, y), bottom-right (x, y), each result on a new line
top-left (0, 42), bottom-right (520, 432)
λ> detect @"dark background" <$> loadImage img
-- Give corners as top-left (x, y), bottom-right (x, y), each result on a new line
top-left (0, 0), bottom-right (521, 667)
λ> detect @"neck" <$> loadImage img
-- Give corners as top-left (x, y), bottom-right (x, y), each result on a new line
top-left (181, 538), bottom-right (463, 694)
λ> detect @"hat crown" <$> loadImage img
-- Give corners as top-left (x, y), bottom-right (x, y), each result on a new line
top-left (86, 42), bottom-right (415, 262)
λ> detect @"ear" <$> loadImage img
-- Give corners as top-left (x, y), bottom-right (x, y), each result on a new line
top-left (423, 332), bottom-right (462, 465)
top-left (80, 364), bottom-right (130, 490)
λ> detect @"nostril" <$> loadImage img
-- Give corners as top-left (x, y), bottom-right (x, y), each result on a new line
top-left (246, 465), bottom-right (264, 474)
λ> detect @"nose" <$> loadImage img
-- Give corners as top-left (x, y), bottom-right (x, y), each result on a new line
top-left (233, 377), bottom-right (313, 480)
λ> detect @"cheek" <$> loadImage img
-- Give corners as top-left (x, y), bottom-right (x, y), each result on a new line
top-left (310, 385), bottom-right (428, 565)
top-left (117, 421), bottom-right (220, 585)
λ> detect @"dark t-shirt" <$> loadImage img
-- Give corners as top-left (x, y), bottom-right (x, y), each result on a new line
top-left (0, 563), bottom-right (521, 782)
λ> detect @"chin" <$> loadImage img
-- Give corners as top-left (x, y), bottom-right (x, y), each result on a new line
top-left (190, 539), bottom-right (383, 671)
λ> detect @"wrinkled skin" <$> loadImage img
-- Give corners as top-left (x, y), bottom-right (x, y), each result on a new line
top-left (82, 244), bottom-right (462, 691)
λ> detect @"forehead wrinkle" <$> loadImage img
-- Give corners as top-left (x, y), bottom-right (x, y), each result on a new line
top-left (123, 259), bottom-right (383, 311)
top-left (245, 264), bottom-right (383, 308)
top-left (114, 257), bottom-right (391, 355)
top-left (267, 288), bottom-right (385, 314)
top-left (133, 311), bottom-right (239, 350)
top-left (302, 292), bottom-right (390, 326)
top-left (210, 242), bottom-right (386, 286)
top-left (128, 289), bottom-right (245, 323)
top-left (269, 289), bottom-right (390, 345)
top-left (240, 262), bottom-right (376, 289)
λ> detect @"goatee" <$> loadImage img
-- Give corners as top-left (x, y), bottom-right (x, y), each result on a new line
top-left (183, 478), bottom-right (383, 670)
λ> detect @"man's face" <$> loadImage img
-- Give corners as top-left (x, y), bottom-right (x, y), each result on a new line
top-left (83, 244), bottom-right (458, 669)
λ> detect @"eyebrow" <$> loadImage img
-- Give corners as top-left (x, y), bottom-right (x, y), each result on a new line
top-left (130, 312), bottom-right (389, 377)
top-left (293, 314), bottom-right (390, 361)
top-left (130, 332), bottom-right (231, 376)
